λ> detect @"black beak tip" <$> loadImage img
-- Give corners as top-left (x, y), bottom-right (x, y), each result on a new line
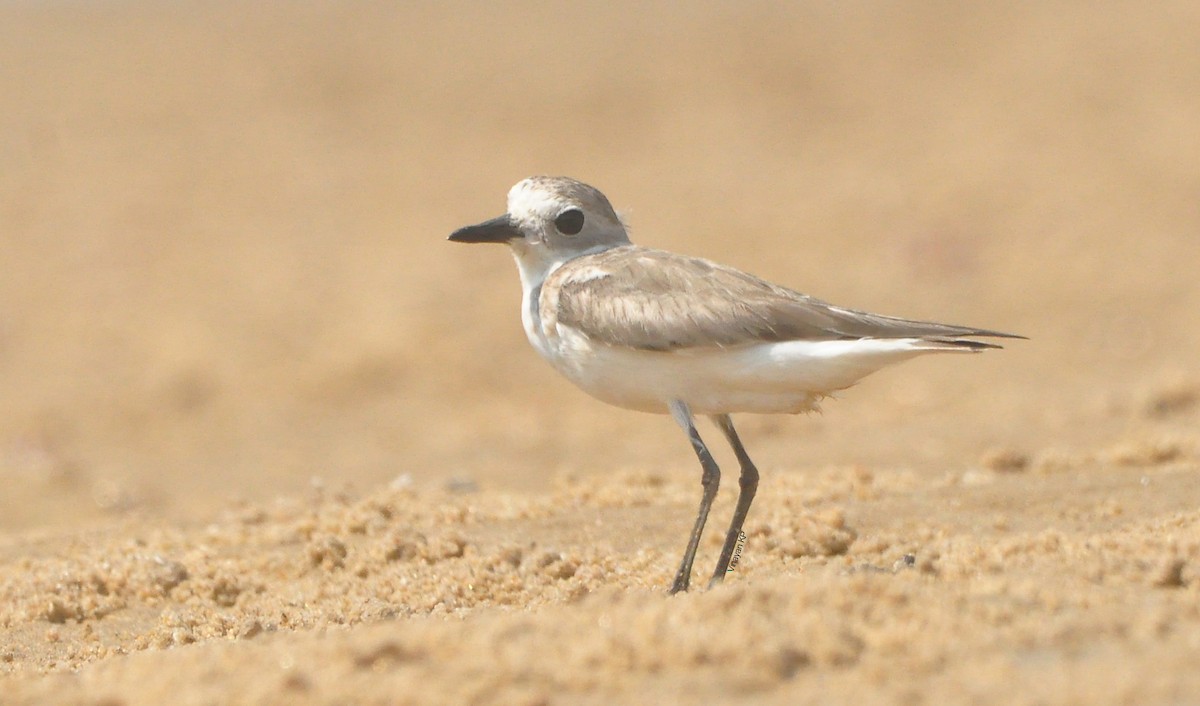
top-left (447, 214), bottom-right (520, 244)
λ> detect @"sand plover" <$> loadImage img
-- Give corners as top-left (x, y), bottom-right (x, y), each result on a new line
top-left (449, 176), bottom-right (1021, 593)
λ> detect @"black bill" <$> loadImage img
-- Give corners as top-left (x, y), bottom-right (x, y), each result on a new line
top-left (448, 214), bottom-right (522, 244)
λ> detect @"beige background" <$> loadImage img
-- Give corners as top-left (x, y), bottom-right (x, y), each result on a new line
top-left (2, 2), bottom-right (1199, 704)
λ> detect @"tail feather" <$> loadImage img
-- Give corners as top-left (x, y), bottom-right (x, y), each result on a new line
top-left (918, 337), bottom-right (1006, 352)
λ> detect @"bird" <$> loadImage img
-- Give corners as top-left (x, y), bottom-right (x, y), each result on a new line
top-left (448, 176), bottom-right (1021, 593)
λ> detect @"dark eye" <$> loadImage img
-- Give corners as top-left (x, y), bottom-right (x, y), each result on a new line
top-left (554, 208), bottom-right (585, 235)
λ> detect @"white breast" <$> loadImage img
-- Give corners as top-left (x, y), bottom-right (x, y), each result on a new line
top-left (512, 244), bottom-right (611, 363)
top-left (540, 326), bottom-right (969, 416)
top-left (511, 248), bottom-right (559, 360)
top-left (510, 248), bottom-right (971, 416)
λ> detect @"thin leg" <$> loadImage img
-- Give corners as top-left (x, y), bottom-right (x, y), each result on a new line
top-left (707, 414), bottom-right (759, 588)
top-left (668, 400), bottom-right (721, 594)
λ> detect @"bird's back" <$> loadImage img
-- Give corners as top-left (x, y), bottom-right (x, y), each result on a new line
top-left (542, 245), bottom-right (1019, 353)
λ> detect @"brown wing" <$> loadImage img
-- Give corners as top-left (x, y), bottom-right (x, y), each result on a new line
top-left (547, 246), bottom-right (1021, 352)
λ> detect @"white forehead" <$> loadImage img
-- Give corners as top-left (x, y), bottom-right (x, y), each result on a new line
top-left (506, 179), bottom-right (568, 222)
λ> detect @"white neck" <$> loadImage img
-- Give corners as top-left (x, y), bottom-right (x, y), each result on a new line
top-left (510, 242), bottom-right (615, 358)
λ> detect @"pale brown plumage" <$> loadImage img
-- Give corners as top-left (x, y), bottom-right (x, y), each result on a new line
top-left (450, 175), bottom-right (1023, 594)
top-left (546, 246), bottom-right (1020, 352)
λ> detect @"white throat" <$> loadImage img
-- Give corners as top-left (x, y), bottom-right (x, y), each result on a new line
top-left (510, 242), bottom-right (612, 359)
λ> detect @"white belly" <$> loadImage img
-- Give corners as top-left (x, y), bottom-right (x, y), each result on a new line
top-left (511, 248), bottom-right (972, 416)
top-left (536, 324), bottom-right (954, 415)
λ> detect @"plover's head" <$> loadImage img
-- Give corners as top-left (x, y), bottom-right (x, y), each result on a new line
top-left (448, 177), bottom-right (630, 260)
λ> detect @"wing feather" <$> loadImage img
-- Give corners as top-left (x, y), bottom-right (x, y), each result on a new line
top-left (546, 246), bottom-right (1021, 352)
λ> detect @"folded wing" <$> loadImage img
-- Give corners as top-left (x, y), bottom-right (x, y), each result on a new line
top-left (547, 247), bottom-right (1022, 352)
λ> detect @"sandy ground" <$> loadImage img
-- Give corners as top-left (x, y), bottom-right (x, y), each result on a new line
top-left (2, 1), bottom-right (1199, 703)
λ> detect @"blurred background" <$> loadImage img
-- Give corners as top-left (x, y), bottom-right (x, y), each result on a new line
top-left (2, 1), bottom-right (1197, 531)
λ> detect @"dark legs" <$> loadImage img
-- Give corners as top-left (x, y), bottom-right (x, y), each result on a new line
top-left (667, 404), bottom-right (762, 593)
top-left (668, 400), bottom-right (721, 594)
top-left (707, 414), bottom-right (760, 588)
